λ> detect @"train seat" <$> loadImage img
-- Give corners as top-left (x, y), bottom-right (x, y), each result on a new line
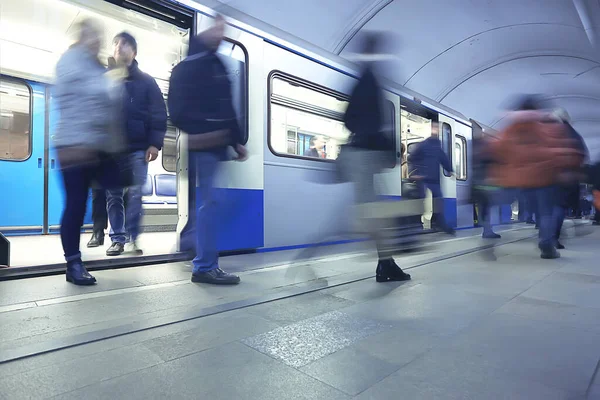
top-left (155, 174), bottom-right (177, 198)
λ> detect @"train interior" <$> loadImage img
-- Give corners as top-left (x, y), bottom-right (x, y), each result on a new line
top-left (269, 76), bottom-right (351, 160)
top-left (0, 0), bottom-right (194, 270)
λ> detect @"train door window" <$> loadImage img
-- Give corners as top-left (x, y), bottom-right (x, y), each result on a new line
top-left (216, 40), bottom-right (249, 144)
top-left (454, 135), bottom-right (467, 181)
top-left (269, 74), bottom-right (351, 161)
top-left (0, 79), bottom-right (31, 161)
top-left (441, 122), bottom-right (452, 177)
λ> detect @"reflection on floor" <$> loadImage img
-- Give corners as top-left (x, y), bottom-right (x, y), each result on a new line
top-left (8, 232), bottom-right (178, 268)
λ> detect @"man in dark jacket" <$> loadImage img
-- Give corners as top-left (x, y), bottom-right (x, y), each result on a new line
top-left (169, 15), bottom-right (247, 285)
top-left (105, 32), bottom-right (167, 256)
top-left (341, 31), bottom-right (411, 283)
top-left (409, 128), bottom-right (455, 234)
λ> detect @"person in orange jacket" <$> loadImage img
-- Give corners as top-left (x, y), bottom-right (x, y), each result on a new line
top-left (488, 96), bottom-right (584, 259)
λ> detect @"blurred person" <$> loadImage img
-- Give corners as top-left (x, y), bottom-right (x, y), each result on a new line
top-left (87, 189), bottom-right (107, 247)
top-left (550, 108), bottom-right (587, 249)
top-left (169, 15), bottom-right (248, 285)
top-left (471, 131), bottom-right (501, 239)
top-left (487, 96), bottom-right (584, 259)
top-left (54, 18), bottom-right (126, 285)
top-left (409, 124), bottom-right (455, 234)
top-left (304, 136), bottom-right (326, 158)
top-left (340, 31), bottom-right (411, 283)
top-left (105, 32), bottom-right (167, 256)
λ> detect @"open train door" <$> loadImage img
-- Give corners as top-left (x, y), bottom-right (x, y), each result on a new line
top-left (437, 114), bottom-right (458, 228)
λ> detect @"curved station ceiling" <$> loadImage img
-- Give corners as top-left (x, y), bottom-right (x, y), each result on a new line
top-left (218, 0), bottom-right (600, 157)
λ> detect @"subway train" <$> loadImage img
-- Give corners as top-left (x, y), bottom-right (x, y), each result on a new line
top-left (0, 0), bottom-right (515, 270)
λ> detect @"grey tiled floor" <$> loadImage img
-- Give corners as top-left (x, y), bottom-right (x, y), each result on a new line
top-left (1, 224), bottom-right (599, 399)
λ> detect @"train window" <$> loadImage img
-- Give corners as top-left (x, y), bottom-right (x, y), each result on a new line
top-left (442, 122), bottom-right (452, 177)
top-left (269, 74), bottom-right (351, 161)
top-left (0, 79), bottom-right (32, 161)
top-left (455, 135), bottom-right (467, 181)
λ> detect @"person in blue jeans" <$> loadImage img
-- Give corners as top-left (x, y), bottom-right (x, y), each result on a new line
top-left (409, 128), bottom-right (455, 234)
top-left (169, 15), bottom-right (248, 284)
top-left (105, 32), bottom-right (167, 256)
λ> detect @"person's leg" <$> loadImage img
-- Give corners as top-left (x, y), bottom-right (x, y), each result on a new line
top-left (190, 151), bottom-right (239, 284)
top-left (180, 156), bottom-right (197, 254)
top-left (106, 187), bottom-right (126, 256)
top-left (481, 193), bottom-right (501, 238)
top-left (536, 186), bottom-right (559, 258)
top-left (124, 151), bottom-right (148, 253)
top-left (429, 183), bottom-right (454, 234)
top-left (553, 205), bottom-right (566, 249)
top-left (87, 189), bottom-right (107, 248)
top-left (60, 164), bottom-right (96, 285)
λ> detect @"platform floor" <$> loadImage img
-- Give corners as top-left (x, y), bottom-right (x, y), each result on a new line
top-left (1, 223), bottom-right (599, 399)
top-left (7, 231), bottom-right (178, 268)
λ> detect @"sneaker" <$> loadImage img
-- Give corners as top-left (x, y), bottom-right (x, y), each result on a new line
top-left (106, 242), bottom-right (124, 256)
top-left (556, 242), bottom-right (565, 250)
top-left (191, 268), bottom-right (240, 285)
top-left (126, 242), bottom-right (143, 255)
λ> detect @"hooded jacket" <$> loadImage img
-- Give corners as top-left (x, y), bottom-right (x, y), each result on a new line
top-left (53, 44), bottom-right (125, 154)
top-left (487, 111), bottom-right (584, 188)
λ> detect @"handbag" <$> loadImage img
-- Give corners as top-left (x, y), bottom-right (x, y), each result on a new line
top-left (188, 129), bottom-right (232, 151)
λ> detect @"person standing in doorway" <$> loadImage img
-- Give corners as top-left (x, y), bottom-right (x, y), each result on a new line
top-left (105, 32), bottom-right (167, 256)
top-left (409, 126), bottom-right (455, 234)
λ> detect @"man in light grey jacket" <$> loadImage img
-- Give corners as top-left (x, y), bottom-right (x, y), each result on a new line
top-left (54, 18), bottom-right (125, 286)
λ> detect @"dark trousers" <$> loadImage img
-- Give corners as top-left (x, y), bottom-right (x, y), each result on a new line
top-left (61, 165), bottom-right (98, 261)
top-left (91, 189), bottom-right (107, 236)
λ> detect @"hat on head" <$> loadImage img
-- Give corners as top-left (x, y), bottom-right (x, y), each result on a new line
top-left (114, 31), bottom-right (137, 53)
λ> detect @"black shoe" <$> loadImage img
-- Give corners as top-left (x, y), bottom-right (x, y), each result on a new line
top-left (526, 219), bottom-right (535, 225)
top-left (376, 259), bottom-right (411, 282)
top-left (482, 232), bottom-right (501, 239)
top-left (556, 242), bottom-right (565, 250)
top-left (106, 242), bottom-right (124, 256)
top-left (540, 247), bottom-right (560, 259)
top-left (66, 260), bottom-right (96, 285)
top-left (87, 232), bottom-right (104, 248)
top-left (191, 268), bottom-right (240, 285)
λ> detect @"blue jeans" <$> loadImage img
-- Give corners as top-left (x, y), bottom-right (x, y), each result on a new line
top-left (107, 151), bottom-right (148, 244)
top-left (528, 186), bottom-right (557, 250)
top-left (182, 152), bottom-right (220, 274)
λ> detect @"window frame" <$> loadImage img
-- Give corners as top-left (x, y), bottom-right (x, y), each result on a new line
top-left (455, 134), bottom-right (468, 181)
top-left (0, 76), bottom-right (33, 162)
top-left (267, 70), bottom-right (350, 163)
top-left (441, 122), bottom-right (452, 177)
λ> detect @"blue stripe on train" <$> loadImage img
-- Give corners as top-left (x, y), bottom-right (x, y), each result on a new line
top-left (200, 188), bottom-right (264, 251)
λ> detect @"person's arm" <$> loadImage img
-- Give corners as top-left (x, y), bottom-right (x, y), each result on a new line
top-left (147, 77), bottom-right (168, 151)
top-left (439, 146), bottom-right (453, 173)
